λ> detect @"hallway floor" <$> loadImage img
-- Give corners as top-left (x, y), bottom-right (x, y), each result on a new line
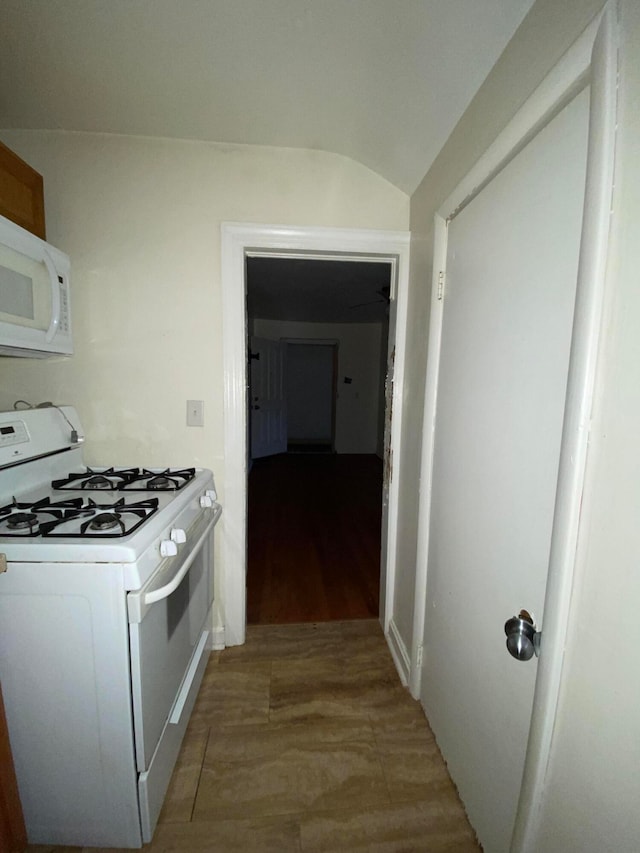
top-left (248, 454), bottom-right (383, 623)
top-left (27, 621), bottom-right (479, 852)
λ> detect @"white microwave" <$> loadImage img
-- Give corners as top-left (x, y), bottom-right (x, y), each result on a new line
top-left (0, 214), bottom-right (72, 357)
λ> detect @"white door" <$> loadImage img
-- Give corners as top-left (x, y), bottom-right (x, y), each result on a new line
top-left (286, 342), bottom-right (335, 446)
top-left (421, 89), bottom-right (589, 852)
top-left (249, 336), bottom-right (287, 459)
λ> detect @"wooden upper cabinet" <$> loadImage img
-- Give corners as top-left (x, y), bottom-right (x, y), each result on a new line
top-left (0, 141), bottom-right (46, 240)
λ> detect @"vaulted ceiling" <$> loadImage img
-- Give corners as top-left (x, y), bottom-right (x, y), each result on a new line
top-left (0, 0), bottom-right (533, 195)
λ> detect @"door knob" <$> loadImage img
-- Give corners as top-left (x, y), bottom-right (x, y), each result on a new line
top-left (504, 610), bottom-right (541, 661)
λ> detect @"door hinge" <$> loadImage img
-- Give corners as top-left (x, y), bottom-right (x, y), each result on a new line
top-left (416, 644), bottom-right (424, 667)
top-left (437, 271), bottom-right (445, 300)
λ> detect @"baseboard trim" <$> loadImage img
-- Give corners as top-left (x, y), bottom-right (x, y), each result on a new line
top-left (208, 626), bottom-right (226, 650)
top-left (386, 618), bottom-right (410, 686)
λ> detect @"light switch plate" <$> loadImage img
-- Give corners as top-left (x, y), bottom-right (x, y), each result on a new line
top-left (186, 400), bottom-right (204, 427)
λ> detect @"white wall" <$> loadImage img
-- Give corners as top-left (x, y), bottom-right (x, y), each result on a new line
top-left (0, 130), bottom-right (408, 621)
top-left (253, 318), bottom-right (382, 454)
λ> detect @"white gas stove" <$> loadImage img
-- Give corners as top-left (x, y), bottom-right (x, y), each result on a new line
top-left (0, 405), bottom-right (222, 848)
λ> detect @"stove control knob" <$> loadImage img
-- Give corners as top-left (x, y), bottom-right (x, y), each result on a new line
top-left (200, 495), bottom-right (214, 508)
top-left (160, 539), bottom-right (178, 558)
top-left (170, 528), bottom-right (186, 544)
top-left (205, 488), bottom-right (217, 501)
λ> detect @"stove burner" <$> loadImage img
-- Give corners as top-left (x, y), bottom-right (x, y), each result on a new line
top-left (51, 466), bottom-right (197, 492)
top-left (134, 468), bottom-right (196, 491)
top-left (7, 511), bottom-right (38, 530)
top-left (52, 467), bottom-right (141, 491)
top-left (84, 475), bottom-right (115, 490)
top-left (0, 497), bottom-right (86, 537)
top-left (88, 512), bottom-right (123, 532)
top-left (147, 475), bottom-right (171, 490)
top-left (116, 468), bottom-right (197, 491)
top-left (63, 497), bottom-right (161, 538)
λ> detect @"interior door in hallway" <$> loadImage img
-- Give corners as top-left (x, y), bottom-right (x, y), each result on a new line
top-left (285, 342), bottom-right (336, 448)
top-left (421, 88), bottom-right (590, 853)
top-left (249, 336), bottom-right (287, 459)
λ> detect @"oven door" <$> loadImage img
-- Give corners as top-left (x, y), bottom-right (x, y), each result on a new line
top-left (126, 503), bottom-right (221, 839)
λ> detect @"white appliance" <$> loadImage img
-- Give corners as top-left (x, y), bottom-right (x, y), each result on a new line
top-left (0, 214), bottom-right (72, 357)
top-left (0, 405), bottom-right (221, 847)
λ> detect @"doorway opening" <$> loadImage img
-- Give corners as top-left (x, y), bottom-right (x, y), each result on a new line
top-left (246, 257), bottom-right (391, 624)
top-left (220, 223), bottom-right (410, 649)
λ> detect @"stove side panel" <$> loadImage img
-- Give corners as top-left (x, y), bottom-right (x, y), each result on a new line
top-left (0, 562), bottom-right (143, 848)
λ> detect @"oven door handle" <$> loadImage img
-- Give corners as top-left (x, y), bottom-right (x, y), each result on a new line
top-left (128, 503), bottom-right (221, 624)
top-left (145, 509), bottom-right (219, 606)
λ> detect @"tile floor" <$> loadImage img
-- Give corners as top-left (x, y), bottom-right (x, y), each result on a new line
top-left (26, 621), bottom-right (480, 852)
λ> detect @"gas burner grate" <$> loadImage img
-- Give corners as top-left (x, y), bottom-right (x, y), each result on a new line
top-left (40, 497), bottom-right (160, 538)
top-left (52, 467), bottom-right (196, 492)
top-left (123, 468), bottom-right (196, 491)
top-left (0, 496), bottom-right (85, 537)
top-left (52, 467), bottom-right (141, 491)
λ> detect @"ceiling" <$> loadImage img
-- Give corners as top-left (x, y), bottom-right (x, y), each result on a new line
top-left (247, 257), bottom-right (393, 324)
top-left (0, 0), bottom-right (533, 195)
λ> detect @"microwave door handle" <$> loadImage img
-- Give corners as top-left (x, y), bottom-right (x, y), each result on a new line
top-left (42, 249), bottom-right (61, 343)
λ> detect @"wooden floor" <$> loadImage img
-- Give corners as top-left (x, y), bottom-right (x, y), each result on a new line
top-left (247, 453), bottom-right (383, 624)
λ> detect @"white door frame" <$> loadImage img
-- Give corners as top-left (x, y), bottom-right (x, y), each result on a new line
top-left (221, 223), bottom-right (410, 647)
top-left (411, 4), bottom-right (617, 852)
